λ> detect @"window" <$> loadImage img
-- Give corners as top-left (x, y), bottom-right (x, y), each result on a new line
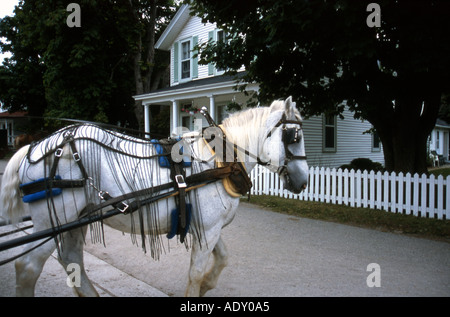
top-left (215, 30), bottom-right (226, 74)
top-left (208, 29), bottom-right (227, 76)
top-left (217, 104), bottom-right (231, 123)
top-left (216, 29), bottom-right (225, 44)
top-left (323, 114), bottom-right (336, 152)
top-left (181, 40), bottom-right (191, 80)
top-left (173, 36), bottom-right (198, 83)
top-left (436, 131), bottom-right (440, 151)
top-left (372, 129), bottom-right (381, 152)
top-left (182, 115), bottom-right (192, 130)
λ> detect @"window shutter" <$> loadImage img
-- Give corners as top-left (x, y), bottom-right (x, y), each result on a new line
top-left (208, 31), bottom-right (215, 76)
top-left (173, 41), bottom-right (179, 83)
top-left (192, 36), bottom-right (198, 79)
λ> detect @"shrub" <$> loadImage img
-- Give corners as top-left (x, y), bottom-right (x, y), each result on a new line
top-left (339, 158), bottom-right (384, 172)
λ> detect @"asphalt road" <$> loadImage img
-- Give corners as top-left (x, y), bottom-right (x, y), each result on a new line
top-left (84, 203), bottom-right (450, 297)
top-left (1, 158), bottom-right (449, 297)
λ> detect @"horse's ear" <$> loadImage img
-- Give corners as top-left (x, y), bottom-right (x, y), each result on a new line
top-left (285, 96), bottom-right (296, 116)
top-left (269, 100), bottom-right (285, 113)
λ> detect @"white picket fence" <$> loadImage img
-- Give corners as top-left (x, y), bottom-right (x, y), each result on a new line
top-left (250, 165), bottom-right (449, 220)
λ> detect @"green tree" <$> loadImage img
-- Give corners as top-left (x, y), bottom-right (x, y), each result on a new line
top-left (189, 0), bottom-right (450, 174)
top-left (0, 0), bottom-right (175, 129)
top-left (0, 0), bottom-right (47, 117)
top-left (438, 94), bottom-right (450, 123)
top-left (126, 0), bottom-right (175, 129)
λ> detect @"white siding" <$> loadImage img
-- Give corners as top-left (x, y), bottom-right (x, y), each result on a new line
top-left (170, 16), bottom-right (216, 85)
top-left (169, 16), bottom-right (245, 85)
top-left (303, 108), bottom-right (384, 168)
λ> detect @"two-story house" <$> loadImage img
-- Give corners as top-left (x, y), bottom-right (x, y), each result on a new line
top-left (429, 118), bottom-right (450, 165)
top-left (133, 4), bottom-right (385, 168)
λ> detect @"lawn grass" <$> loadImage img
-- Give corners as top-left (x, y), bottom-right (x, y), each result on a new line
top-left (246, 195), bottom-right (450, 242)
top-left (429, 167), bottom-right (450, 178)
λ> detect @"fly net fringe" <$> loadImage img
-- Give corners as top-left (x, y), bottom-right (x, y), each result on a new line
top-left (21, 124), bottom-right (205, 260)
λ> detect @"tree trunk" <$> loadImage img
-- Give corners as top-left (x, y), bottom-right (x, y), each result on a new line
top-left (133, 33), bottom-right (144, 130)
top-left (372, 87), bottom-right (440, 175)
top-left (382, 123), bottom-right (430, 174)
top-left (143, 0), bottom-right (157, 94)
top-left (128, 0), bottom-right (157, 131)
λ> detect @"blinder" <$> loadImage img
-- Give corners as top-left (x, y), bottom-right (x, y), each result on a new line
top-left (274, 113), bottom-right (307, 170)
top-left (282, 127), bottom-right (301, 145)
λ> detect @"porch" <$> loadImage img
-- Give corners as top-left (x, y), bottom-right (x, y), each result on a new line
top-left (0, 111), bottom-right (28, 147)
top-left (133, 73), bottom-right (259, 137)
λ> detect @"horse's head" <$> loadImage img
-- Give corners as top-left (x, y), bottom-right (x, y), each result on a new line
top-left (261, 97), bottom-right (308, 193)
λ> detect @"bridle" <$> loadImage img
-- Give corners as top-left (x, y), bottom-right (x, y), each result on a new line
top-left (258, 113), bottom-right (307, 175)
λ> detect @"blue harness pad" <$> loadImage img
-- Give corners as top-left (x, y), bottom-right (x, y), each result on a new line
top-left (167, 204), bottom-right (192, 239)
top-left (150, 139), bottom-right (191, 168)
top-left (20, 176), bottom-right (63, 203)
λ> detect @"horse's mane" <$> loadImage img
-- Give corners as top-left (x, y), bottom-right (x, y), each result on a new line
top-left (222, 106), bottom-right (271, 130)
top-left (221, 106), bottom-right (273, 147)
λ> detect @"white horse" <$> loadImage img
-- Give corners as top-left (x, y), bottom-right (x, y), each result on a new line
top-left (0, 97), bottom-right (308, 297)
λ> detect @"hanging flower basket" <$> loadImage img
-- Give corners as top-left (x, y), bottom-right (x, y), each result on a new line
top-left (181, 106), bottom-right (200, 115)
top-left (226, 101), bottom-right (242, 112)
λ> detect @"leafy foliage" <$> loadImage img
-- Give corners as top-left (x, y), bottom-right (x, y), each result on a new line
top-left (0, 0), bottom-right (176, 128)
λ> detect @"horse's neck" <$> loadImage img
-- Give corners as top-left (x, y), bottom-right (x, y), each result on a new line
top-left (222, 111), bottom-right (268, 172)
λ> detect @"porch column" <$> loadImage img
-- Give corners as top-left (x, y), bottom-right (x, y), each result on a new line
top-left (209, 95), bottom-right (216, 122)
top-left (172, 100), bottom-right (179, 136)
top-left (144, 103), bottom-right (150, 139)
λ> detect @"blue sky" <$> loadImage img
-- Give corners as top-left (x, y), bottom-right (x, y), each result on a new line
top-left (0, 0), bottom-right (19, 63)
top-left (0, 0), bottom-right (18, 110)
top-left (0, 0), bottom-right (18, 17)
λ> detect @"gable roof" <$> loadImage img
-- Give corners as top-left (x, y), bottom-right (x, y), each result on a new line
top-left (0, 110), bottom-right (28, 118)
top-left (435, 118), bottom-right (450, 129)
top-left (155, 4), bottom-right (191, 51)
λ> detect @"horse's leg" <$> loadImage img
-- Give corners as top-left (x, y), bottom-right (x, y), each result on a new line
top-left (15, 240), bottom-right (56, 297)
top-left (199, 235), bottom-right (228, 297)
top-left (57, 227), bottom-right (99, 297)
top-left (185, 244), bottom-right (211, 297)
top-left (185, 229), bottom-right (222, 297)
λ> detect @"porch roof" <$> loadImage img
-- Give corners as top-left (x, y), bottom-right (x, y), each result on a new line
top-left (435, 118), bottom-right (450, 129)
top-left (0, 111), bottom-right (28, 118)
top-left (133, 72), bottom-right (258, 104)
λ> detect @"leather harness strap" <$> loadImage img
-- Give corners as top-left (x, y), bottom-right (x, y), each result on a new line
top-left (20, 129), bottom-right (88, 197)
top-left (173, 163), bottom-right (187, 242)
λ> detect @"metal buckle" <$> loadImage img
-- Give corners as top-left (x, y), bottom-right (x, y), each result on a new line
top-left (117, 202), bottom-right (129, 213)
top-left (55, 148), bottom-right (63, 157)
top-left (175, 174), bottom-right (187, 188)
top-left (63, 131), bottom-right (74, 139)
top-left (98, 190), bottom-right (108, 200)
top-left (73, 152), bottom-right (81, 162)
